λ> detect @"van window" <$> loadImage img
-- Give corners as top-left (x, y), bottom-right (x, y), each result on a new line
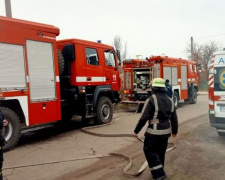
top-left (214, 67), bottom-right (225, 91)
top-left (85, 48), bottom-right (99, 66)
top-left (104, 51), bottom-right (116, 67)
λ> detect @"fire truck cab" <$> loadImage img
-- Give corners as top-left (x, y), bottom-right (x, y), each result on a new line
top-left (57, 39), bottom-right (121, 122)
top-left (0, 16), bottom-right (121, 150)
top-left (123, 56), bottom-right (199, 110)
top-left (208, 50), bottom-right (225, 136)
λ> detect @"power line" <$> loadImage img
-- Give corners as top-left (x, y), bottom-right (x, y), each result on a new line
top-left (167, 34), bottom-right (225, 51)
top-left (195, 34), bottom-right (225, 40)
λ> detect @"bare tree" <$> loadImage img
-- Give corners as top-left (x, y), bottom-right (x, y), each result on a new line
top-left (122, 41), bottom-right (127, 60)
top-left (202, 42), bottom-right (219, 71)
top-left (113, 35), bottom-right (122, 53)
top-left (186, 41), bottom-right (220, 70)
top-left (185, 40), bottom-right (221, 87)
top-left (113, 35), bottom-right (127, 66)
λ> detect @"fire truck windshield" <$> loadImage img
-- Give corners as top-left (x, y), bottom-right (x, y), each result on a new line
top-left (104, 51), bottom-right (116, 67)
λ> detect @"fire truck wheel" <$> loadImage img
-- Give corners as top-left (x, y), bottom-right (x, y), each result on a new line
top-left (173, 92), bottom-right (179, 109)
top-left (189, 89), bottom-right (197, 104)
top-left (57, 49), bottom-right (64, 76)
top-left (1, 107), bottom-right (21, 151)
top-left (96, 97), bottom-right (113, 124)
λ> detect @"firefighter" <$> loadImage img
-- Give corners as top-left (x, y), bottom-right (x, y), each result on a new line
top-left (0, 108), bottom-right (8, 180)
top-left (134, 78), bottom-right (178, 180)
top-left (165, 79), bottom-right (172, 98)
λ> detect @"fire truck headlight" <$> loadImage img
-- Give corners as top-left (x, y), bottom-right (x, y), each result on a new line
top-left (80, 89), bottom-right (85, 93)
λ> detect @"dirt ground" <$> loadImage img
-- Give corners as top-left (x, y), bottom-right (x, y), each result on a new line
top-left (5, 93), bottom-right (223, 180)
top-left (166, 114), bottom-right (225, 180)
top-left (54, 113), bottom-right (225, 180)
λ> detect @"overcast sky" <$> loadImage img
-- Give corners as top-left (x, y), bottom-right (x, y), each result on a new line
top-left (1, 0), bottom-right (225, 59)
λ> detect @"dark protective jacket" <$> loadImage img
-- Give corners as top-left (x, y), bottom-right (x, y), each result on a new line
top-left (0, 109), bottom-right (3, 131)
top-left (165, 83), bottom-right (172, 98)
top-left (134, 91), bottom-right (178, 138)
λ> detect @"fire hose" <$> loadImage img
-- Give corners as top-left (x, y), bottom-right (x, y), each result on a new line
top-left (3, 113), bottom-right (176, 177)
top-left (80, 113), bottom-right (176, 177)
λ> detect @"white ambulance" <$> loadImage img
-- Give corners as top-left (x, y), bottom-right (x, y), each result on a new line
top-left (209, 50), bottom-right (225, 135)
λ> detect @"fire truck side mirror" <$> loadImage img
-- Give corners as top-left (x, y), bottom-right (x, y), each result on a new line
top-left (196, 64), bottom-right (201, 71)
top-left (116, 50), bottom-right (121, 66)
top-left (62, 44), bottom-right (75, 62)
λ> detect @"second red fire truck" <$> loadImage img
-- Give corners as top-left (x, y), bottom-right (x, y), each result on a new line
top-left (123, 56), bottom-right (199, 109)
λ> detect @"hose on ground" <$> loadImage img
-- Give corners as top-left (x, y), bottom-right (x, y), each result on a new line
top-left (81, 114), bottom-right (176, 177)
top-left (3, 113), bottom-right (176, 177)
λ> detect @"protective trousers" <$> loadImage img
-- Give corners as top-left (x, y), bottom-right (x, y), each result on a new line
top-left (143, 136), bottom-right (169, 180)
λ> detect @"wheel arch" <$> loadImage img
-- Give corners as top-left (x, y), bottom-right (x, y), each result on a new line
top-left (93, 85), bottom-right (115, 110)
top-left (0, 99), bottom-right (25, 125)
top-left (173, 89), bottom-right (180, 100)
top-left (173, 90), bottom-right (179, 109)
top-left (194, 85), bottom-right (198, 92)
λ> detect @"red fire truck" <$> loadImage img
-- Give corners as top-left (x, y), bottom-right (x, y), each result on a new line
top-left (123, 56), bottom-right (199, 110)
top-left (208, 50), bottom-right (225, 136)
top-left (0, 16), bottom-right (121, 150)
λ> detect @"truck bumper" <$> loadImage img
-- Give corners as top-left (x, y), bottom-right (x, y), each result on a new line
top-left (211, 123), bottom-right (225, 129)
top-left (209, 110), bottom-right (225, 129)
top-left (121, 100), bottom-right (145, 105)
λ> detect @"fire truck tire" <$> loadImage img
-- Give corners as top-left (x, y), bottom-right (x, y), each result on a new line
top-left (189, 89), bottom-right (197, 104)
top-left (1, 107), bottom-right (21, 151)
top-left (57, 49), bottom-right (64, 76)
top-left (173, 92), bottom-right (179, 109)
top-left (96, 97), bottom-right (113, 124)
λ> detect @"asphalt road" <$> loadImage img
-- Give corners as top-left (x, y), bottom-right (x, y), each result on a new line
top-left (3, 93), bottom-right (222, 180)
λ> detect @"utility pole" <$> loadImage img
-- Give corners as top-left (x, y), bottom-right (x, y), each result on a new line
top-left (191, 37), bottom-right (193, 60)
top-left (5, 0), bottom-right (12, 17)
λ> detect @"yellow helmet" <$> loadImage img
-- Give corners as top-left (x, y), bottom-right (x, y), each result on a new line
top-left (152, 78), bottom-right (166, 88)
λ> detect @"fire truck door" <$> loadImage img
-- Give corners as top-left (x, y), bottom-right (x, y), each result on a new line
top-left (124, 71), bottom-right (131, 90)
top-left (163, 67), bottom-right (172, 82)
top-left (163, 66), bottom-right (178, 85)
top-left (104, 50), bottom-right (120, 90)
top-left (0, 43), bottom-right (27, 90)
top-left (26, 40), bottom-right (59, 125)
top-left (153, 64), bottom-right (160, 78)
top-left (85, 47), bottom-right (104, 84)
top-left (181, 66), bottom-right (188, 90)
